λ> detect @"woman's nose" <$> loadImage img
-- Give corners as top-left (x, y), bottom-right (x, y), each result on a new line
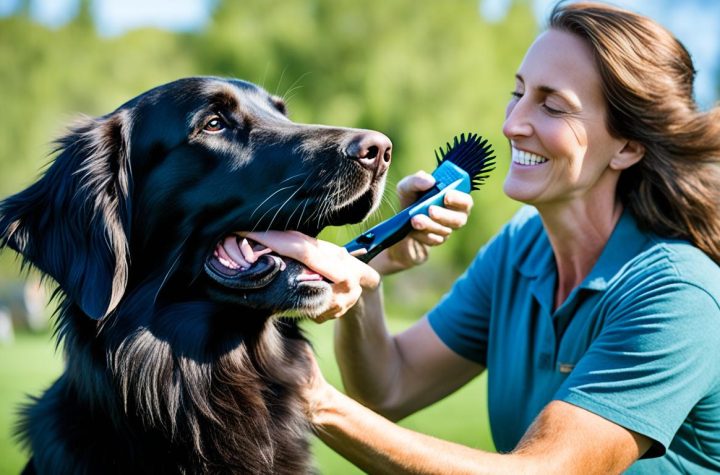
top-left (502, 100), bottom-right (533, 139)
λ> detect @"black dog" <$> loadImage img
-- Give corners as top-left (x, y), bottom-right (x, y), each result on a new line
top-left (0, 77), bottom-right (391, 474)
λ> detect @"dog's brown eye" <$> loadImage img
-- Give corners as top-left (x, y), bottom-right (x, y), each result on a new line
top-left (203, 117), bottom-right (225, 133)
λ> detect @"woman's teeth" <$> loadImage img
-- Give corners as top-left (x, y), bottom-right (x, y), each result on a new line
top-left (512, 148), bottom-right (548, 166)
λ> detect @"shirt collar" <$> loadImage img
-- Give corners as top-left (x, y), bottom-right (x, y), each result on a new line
top-left (515, 208), bottom-right (651, 292)
top-left (580, 208), bottom-right (651, 291)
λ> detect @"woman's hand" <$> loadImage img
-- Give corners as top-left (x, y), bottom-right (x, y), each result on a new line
top-left (244, 231), bottom-right (380, 323)
top-left (372, 171), bottom-right (474, 275)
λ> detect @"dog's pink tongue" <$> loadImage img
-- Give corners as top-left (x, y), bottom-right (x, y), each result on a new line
top-left (214, 236), bottom-right (280, 271)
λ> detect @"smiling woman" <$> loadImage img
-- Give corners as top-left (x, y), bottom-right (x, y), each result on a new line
top-left (262, 2), bottom-right (720, 474)
top-left (502, 28), bottom-right (643, 213)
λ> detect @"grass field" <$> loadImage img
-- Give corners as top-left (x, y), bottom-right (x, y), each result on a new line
top-left (0, 318), bottom-right (494, 474)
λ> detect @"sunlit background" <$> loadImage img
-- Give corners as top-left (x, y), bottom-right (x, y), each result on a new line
top-left (0, 1), bottom-right (717, 473)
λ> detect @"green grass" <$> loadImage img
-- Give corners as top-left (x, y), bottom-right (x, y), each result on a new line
top-left (0, 320), bottom-right (493, 474)
top-left (0, 332), bottom-right (64, 474)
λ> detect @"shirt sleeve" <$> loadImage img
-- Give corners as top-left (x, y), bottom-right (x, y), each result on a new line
top-left (554, 271), bottom-right (720, 456)
top-left (426, 228), bottom-right (506, 365)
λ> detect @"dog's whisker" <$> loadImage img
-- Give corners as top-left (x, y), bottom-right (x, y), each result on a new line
top-left (381, 193), bottom-right (399, 215)
top-left (260, 62), bottom-right (271, 92)
top-left (309, 189), bottom-right (332, 226)
top-left (282, 72), bottom-right (311, 103)
top-left (279, 172), bottom-right (308, 186)
top-left (152, 234), bottom-right (192, 306)
top-left (284, 203), bottom-right (302, 231)
top-left (300, 182), bottom-right (325, 223)
top-left (276, 65), bottom-right (289, 98)
top-left (265, 185), bottom-right (303, 232)
top-left (251, 202), bottom-right (284, 233)
top-left (297, 199), bottom-right (311, 229)
top-left (283, 175), bottom-right (313, 231)
top-left (249, 185), bottom-right (296, 220)
top-left (256, 171), bottom-right (313, 232)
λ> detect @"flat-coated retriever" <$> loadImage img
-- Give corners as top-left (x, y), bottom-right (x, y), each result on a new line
top-left (0, 77), bottom-right (391, 474)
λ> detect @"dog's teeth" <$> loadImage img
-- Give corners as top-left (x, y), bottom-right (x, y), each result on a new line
top-left (269, 255), bottom-right (287, 271)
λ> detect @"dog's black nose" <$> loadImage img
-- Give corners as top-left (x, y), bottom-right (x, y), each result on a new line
top-left (346, 131), bottom-right (392, 175)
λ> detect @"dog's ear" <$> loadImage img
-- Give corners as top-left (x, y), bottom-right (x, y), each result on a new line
top-left (0, 110), bottom-right (132, 320)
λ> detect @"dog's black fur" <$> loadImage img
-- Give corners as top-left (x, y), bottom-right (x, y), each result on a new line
top-left (0, 77), bottom-right (390, 474)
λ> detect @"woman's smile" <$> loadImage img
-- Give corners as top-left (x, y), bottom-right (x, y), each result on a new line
top-left (511, 147), bottom-right (549, 166)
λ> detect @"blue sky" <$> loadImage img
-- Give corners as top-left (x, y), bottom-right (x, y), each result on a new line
top-left (1, 0), bottom-right (718, 105)
top-left (0, 0), bottom-right (212, 35)
top-left (480, 0), bottom-right (720, 107)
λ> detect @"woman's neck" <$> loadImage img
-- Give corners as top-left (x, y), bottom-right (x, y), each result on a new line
top-left (536, 199), bottom-right (623, 310)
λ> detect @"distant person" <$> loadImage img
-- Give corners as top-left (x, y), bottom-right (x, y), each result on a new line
top-left (249, 2), bottom-right (720, 473)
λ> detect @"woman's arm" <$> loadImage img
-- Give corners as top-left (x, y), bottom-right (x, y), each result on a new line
top-left (333, 175), bottom-right (480, 418)
top-left (305, 352), bottom-right (651, 475)
top-left (249, 176), bottom-right (478, 416)
top-left (335, 308), bottom-right (483, 420)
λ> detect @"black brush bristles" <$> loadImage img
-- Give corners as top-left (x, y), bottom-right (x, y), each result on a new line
top-left (434, 133), bottom-right (496, 190)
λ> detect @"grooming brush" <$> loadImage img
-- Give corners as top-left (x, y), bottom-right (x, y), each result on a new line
top-left (345, 133), bottom-right (495, 263)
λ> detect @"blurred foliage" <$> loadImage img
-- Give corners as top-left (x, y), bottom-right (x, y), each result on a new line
top-left (0, 0), bottom-right (536, 312)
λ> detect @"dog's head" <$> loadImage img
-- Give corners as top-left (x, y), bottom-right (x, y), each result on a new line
top-left (0, 77), bottom-right (390, 321)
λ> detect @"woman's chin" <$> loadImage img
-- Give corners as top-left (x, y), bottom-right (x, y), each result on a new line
top-left (503, 178), bottom-right (542, 204)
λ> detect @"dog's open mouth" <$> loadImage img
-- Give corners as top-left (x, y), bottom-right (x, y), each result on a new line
top-left (204, 235), bottom-right (326, 290)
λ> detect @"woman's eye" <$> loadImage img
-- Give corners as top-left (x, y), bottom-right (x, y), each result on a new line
top-left (203, 116), bottom-right (226, 133)
top-left (542, 104), bottom-right (565, 115)
top-left (510, 91), bottom-right (523, 99)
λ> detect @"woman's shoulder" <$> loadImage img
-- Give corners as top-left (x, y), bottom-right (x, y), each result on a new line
top-left (618, 234), bottom-right (720, 302)
top-left (643, 236), bottom-right (717, 275)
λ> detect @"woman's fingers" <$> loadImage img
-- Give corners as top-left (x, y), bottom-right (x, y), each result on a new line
top-left (443, 189), bottom-right (474, 214)
top-left (244, 231), bottom-right (380, 289)
top-left (243, 230), bottom-right (379, 322)
top-left (411, 213), bottom-right (452, 236)
top-left (396, 171), bottom-right (436, 207)
top-left (313, 280), bottom-right (364, 322)
top-left (406, 189), bottom-right (473, 245)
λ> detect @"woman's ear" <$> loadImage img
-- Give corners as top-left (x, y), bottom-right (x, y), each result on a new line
top-left (0, 110), bottom-right (133, 320)
top-left (610, 140), bottom-right (645, 171)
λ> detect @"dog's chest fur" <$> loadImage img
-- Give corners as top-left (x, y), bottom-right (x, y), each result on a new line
top-left (20, 305), bottom-right (313, 474)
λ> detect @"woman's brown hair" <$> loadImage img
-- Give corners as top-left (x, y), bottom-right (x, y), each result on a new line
top-left (550, 1), bottom-right (720, 264)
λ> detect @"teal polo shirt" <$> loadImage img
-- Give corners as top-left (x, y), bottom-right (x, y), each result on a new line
top-left (427, 206), bottom-right (720, 473)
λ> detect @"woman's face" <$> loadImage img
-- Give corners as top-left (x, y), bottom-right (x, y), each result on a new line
top-left (502, 29), bottom-right (628, 207)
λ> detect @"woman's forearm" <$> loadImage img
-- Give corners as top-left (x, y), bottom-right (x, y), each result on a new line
top-left (334, 284), bottom-right (404, 412)
top-left (312, 384), bottom-right (518, 475)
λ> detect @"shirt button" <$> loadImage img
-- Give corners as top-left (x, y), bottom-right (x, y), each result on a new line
top-left (558, 363), bottom-right (575, 374)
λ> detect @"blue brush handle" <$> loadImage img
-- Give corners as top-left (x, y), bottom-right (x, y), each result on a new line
top-left (345, 167), bottom-right (470, 263)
